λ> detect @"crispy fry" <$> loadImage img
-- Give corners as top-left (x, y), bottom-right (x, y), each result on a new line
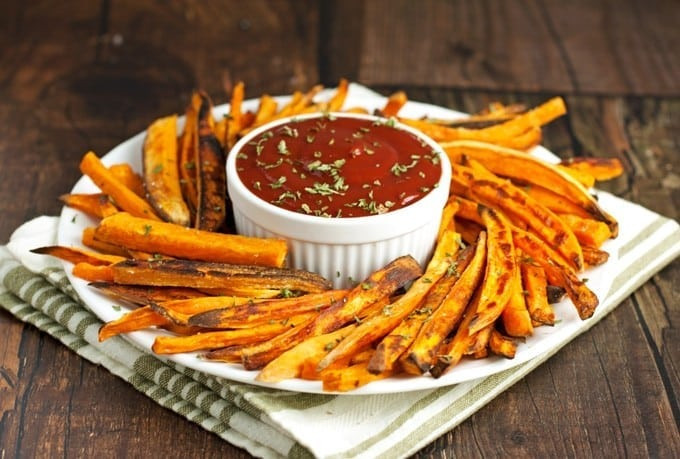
top-left (403, 236), bottom-right (486, 374)
top-left (186, 290), bottom-right (347, 328)
top-left (501, 265), bottom-right (534, 338)
top-left (401, 97), bottom-right (565, 145)
top-left (225, 81), bottom-right (245, 148)
top-left (322, 361), bottom-right (393, 392)
top-left (253, 94), bottom-right (278, 126)
top-left (31, 246), bottom-right (124, 266)
top-left (452, 196), bottom-right (484, 225)
top-left (438, 197), bottom-right (459, 240)
top-left (98, 306), bottom-right (167, 341)
top-left (89, 282), bottom-right (206, 305)
top-left (316, 231), bottom-right (461, 372)
top-left (59, 193), bottom-right (118, 219)
top-left (143, 114), bottom-right (191, 226)
top-left (327, 78), bottom-right (349, 112)
top-left (468, 171), bottom-right (584, 271)
top-left (454, 218), bottom-right (484, 245)
top-left (94, 212), bottom-right (287, 267)
top-left (429, 289), bottom-right (482, 377)
top-left (150, 295), bottom-right (259, 325)
top-left (79, 151), bottom-right (161, 221)
top-left (466, 323), bottom-right (494, 355)
top-left (466, 207), bottom-right (516, 335)
top-left (582, 246), bottom-right (610, 267)
top-left (557, 164), bottom-right (595, 189)
top-left (256, 325), bottom-right (356, 383)
top-left (441, 140), bottom-right (618, 236)
top-left (179, 92), bottom-right (202, 216)
top-left (512, 227), bottom-right (598, 319)
top-left (559, 214), bottom-right (612, 249)
top-left (523, 184), bottom-right (592, 219)
top-left (488, 329), bottom-right (517, 358)
top-left (560, 157), bottom-right (624, 181)
top-left (152, 313), bottom-right (315, 354)
top-left (520, 262), bottom-right (555, 326)
top-left (82, 226), bottom-right (129, 257)
top-left (110, 258), bottom-right (331, 294)
top-left (196, 92), bottom-right (227, 231)
top-left (240, 255), bottom-right (422, 370)
top-left (72, 262), bottom-right (114, 282)
top-left (109, 163), bottom-right (146, 198)
top-left (380, 91), bottom-right (408, 117)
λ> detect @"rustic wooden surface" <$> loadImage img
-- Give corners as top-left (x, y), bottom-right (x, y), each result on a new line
top-left (1, 1), bottom-right (678, 457)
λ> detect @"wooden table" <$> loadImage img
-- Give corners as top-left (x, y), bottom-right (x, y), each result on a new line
top-left (1, 1), bottom-right (678, 457)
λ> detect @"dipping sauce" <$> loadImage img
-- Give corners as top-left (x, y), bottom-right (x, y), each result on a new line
top-left (234, 115), bottom-right (442, 218)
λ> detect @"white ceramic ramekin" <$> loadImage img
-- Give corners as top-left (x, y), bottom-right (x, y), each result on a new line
top-left (226, 113), bottom-right (451, 288)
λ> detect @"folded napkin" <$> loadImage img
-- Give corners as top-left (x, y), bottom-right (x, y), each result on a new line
top-left (1, 192), bottom-right (679, 459)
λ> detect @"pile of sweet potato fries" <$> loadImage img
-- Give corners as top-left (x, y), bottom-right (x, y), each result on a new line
top-left (34, 80), bottom-right (624, 391)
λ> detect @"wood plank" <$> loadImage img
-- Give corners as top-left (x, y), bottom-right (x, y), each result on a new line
top-left (0, 1), bottom-right (319, 458)
top-left (340, 0), bottom-right (680, 95)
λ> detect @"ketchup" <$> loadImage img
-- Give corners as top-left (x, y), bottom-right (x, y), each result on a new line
top-left (235, 115), bottom-right (441, 218)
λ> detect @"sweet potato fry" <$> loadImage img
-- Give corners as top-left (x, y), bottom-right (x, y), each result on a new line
top-left (253, 94), bottom-right (278, 126)
top-left (256, 325), bottom-right (356, 383)
top-left (441, 140), bottom-right (618, 236)
top-left (82, 227), bottom-right (129, 257)
top-left (72, 262), bottom-right (114, 282)
top-left (201, 345), bottom-right (244, 363)
top-left (454, 218), bottom-right (484, 245)
top-left (316, 231), bottom-right (461, 372)
top-left (520, 262), bottom-right (555, 326)
top-left (89, 282), bottom-right (206, 305)
top-left (466, 207), bottom-right (516, 335)
top-left (322, 361), bottom-right (393, 392)
top-left (466, 323), bottom-right (494, 355)
top-left (143, 114), bottom-right (191, 226)
top-left (559, 214), bottom-right (612, 249)
top-left (488, 329), bottom-right (517, 358)
top-left (94, 212), bottom-right (287, 267)
top-left (179, 92), bottom-right (202, 216)
top-left (98, 306), bottom-right (168, 341)
top-left (469, 173), bottom-right (584, 271)
top-left (327, 78), bottom-right (349, 112)
top-left (109, 163), bottom-right (146, 198)
top-left (79, 151), bottom-right (161, 221)
top-left (452, 196), bottom-right (484, 225)
top-left (380, 91), bottom-right (408, 117)
top-left (225, 81), bottom-right (245, 148)
top-left (150, 295), bottom-right (260, 325)
top-left (523, 184), bottom-right (592, 219)
top-left (438, 197), bottom-right (459, 240)
top-left (402, 234), bottom-right (486, 374)
top-left (110, 258), bottom-right (331, 294)
top-left (31, 245), bottom-right (124, 266)
top-left (560, 157), bottom-right (624, 181)
top-left (512, 227), bottom-right (598, 319)
top-left (429, 290), bottom-right (482, 377)
top-left (582, 246), bottom-right (610, 267)
top-left (401, 97), bottom-right (565, 145)
top-left (59, 193), bottom-right (118, 219)
top-left (152, 313), bottom-right (316, 354)
top-left (186, 290), bottom-right (347, 328)
top-left (195, 93), bottom-right (227, 231)
top-left (556, 165), bottom-right (595, 189)
top-left (240, 255), bottom-right (422, 370)
top-left (501, 258), bottom-right (534, 337)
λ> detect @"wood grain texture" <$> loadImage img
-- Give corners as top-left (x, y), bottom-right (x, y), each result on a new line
top-left (1, 0), bottom-right (679, 457)
top-left (347, 0), bottom-right (680, 95)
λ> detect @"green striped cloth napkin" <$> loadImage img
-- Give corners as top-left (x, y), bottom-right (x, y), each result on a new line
top-left (1, 191), bottom-right (678, 459)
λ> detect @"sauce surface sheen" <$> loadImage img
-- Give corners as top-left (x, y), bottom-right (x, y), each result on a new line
top-left (235, 116), bottom-right (441, 218)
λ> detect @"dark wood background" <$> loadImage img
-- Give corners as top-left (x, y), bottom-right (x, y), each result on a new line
top-left (1, 1), bottom-right (678, 457)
